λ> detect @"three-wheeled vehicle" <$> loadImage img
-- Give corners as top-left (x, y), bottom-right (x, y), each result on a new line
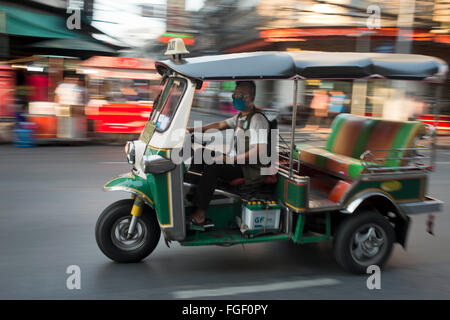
top-left (95, 39), bottom-right (447, 274)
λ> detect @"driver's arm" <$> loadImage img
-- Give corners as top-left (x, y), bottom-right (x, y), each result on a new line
top-left (231, 143), bottom-right (266, 163)
top-left (187, 120), bottom-right (229, 133)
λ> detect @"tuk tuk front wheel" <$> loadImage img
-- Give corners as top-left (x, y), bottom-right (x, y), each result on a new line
top-left (95, 199), bottom-right (161, 263)
top-left (333, 210), bottom-right (395, 274)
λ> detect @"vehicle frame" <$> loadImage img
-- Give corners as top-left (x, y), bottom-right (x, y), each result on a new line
top-left (96, 42), bottom-right (447, 273)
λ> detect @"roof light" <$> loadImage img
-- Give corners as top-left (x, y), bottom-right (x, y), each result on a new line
top-left (165, 38), bottom-right (189, 62)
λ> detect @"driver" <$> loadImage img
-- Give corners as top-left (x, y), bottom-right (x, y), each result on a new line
top-left (186, 81), bottom-right (269, 229)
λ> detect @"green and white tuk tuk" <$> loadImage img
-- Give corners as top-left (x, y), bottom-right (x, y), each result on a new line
top-left (95, 39), bottom-right (447, 274)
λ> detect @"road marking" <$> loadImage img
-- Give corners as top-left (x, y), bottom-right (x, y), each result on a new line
top-left (172, 278), bottom-right (341, 299)
top-left (98, 161), bottom-right (128, 164)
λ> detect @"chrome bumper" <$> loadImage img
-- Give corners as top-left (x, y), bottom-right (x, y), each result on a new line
top-left (398, 196), bottom-right (444, 215)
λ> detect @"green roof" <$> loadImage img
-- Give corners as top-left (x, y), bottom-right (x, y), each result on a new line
top-left (0, 3), bottom-right (91, 40)
top-left (30, 38), bottom-right (115, 54)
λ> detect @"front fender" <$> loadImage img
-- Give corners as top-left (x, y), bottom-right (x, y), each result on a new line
top-left (104, 172), bottom-right (154, 208)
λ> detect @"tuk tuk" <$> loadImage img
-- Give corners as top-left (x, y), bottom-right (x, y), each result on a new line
top-left (95, 39), bottom-right (447, 274)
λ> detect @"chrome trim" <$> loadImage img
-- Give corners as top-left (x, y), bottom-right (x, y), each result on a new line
top-left (127, 215), bottom-right (140, 239)
top-left (125, 141), bottom-right (136, 165)
top-left (289, 79), bottom-right (299, 178)
top-left (278, 203), bottom-right (292, 232)
top-left (103, 186), bottom-right (154, 208)
top-left (183, 182), bottom-right (241, 200)
top-left (183, 182), bottom-right (195, 191)
top-left (359, 171), bottom-right (427, 181)
top-left (360, 145), bottom-right (433, 174)
top-left (210, 198), bottom-right (239, 205)
top-left (398, 197), bottom-right (443, 215)
top-left (187, 170), bottom-right (202, 177)
top-left (307, 203), bottom-right (342, 213)
top-left (277, 168), bottom-right (309, 184)
top-left (213, 188), bottom-right (241, 199)
top-left (342, 190), bottom-right (406, 219)
top-left (287, 208), bottom-right (293, 234)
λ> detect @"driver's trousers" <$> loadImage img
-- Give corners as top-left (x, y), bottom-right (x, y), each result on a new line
top-left (190, 162), bottom-right (244, 210)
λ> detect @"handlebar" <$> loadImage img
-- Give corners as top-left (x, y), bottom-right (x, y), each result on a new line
top-left (186, 130), bottom-right (220, 158)
top-left (187, 130), bottom-right (210, 147)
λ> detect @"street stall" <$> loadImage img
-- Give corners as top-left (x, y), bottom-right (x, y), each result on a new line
top-left (419, 114), bottom-right (450, 134)
top-left (78, 56), bottom-right (161, 144)
top-left (3, 55), bottom-right (88, 144)
top-left (0, 64), bottom-right (15, 118)
top-left (0, 64), bottom-right (15, 143)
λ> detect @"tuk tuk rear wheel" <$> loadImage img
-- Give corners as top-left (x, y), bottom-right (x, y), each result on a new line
top-left (95, 199), bottom-right (161, 263)
top-left (333, 210), bottom-right (395, 274)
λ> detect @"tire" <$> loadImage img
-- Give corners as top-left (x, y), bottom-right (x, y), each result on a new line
top-left (95, 199), bottom-right (161, 263)
top-left (333, 210), bottom-right (395, 274)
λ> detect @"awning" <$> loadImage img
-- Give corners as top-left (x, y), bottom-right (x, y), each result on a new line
top-left (0, 3), bottom-right (91, 40)
top-left (29, 39), bottom-right (116, 54)
top-left (79, 68), bottom-right (161, 80)
top-left (79, 56), bottom-right (157, 70)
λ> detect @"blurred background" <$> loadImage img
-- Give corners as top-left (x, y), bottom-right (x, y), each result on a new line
top-left (0, 0), bottom-right (448, 144)
top-left (1, 0), bottom-right (450, 300)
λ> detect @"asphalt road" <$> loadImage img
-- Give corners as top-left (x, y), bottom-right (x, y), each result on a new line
top-left (0, 111), bottom-right (450, 299)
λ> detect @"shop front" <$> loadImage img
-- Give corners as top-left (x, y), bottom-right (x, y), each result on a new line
top-left (78, 56), bottom-right (161, 143)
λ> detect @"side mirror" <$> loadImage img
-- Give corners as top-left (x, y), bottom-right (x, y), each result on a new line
top-left (195, 80), bottom-right (203, 90)
top-left (143, 155), bottom-right (176, 175)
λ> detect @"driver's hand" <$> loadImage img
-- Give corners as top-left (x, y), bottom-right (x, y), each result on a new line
top-left (213, 154), bottom-right (224, 164)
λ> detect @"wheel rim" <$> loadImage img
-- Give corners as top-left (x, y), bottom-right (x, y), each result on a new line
top-left (350, 223), bottom-right (387, 266)
top-left (111, 216), bottom-right (148, 251)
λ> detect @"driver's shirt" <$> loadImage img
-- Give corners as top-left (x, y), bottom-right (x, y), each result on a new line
top-left (225, 111), bottom-right (269, 158)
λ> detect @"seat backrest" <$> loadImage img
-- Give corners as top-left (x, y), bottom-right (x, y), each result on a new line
top-left (326, 114), bottom-right (426, 167)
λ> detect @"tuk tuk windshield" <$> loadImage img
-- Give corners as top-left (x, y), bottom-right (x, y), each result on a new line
top-left (140, 77), bottom-right (186, 143)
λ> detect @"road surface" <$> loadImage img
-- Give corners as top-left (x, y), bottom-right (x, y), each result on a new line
top-left (0, 111), bottom-right (449, 299)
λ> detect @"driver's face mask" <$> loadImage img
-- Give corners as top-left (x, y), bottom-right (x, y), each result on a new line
top-left (232, 93), bottom-right (248, 111)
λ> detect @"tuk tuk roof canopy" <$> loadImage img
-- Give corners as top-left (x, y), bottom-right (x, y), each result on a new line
top-left (155, 51), bottom-right (448, 83)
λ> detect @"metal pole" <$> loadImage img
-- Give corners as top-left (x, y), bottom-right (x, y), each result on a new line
top-left (289, 79), bottom-right (298, 178)
top-left (431, 84), bottom-right (442, 168)
top-left (396, 0), bottom-right (415, 54)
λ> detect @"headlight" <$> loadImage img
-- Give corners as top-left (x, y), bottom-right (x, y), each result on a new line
top-left (125, 141), bottom-right (135, 164)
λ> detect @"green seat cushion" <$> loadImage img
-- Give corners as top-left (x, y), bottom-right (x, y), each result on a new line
top-left (295, 145), bottom-right (375, 178)
top-left (294, 114), bottom-right (427, 178)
